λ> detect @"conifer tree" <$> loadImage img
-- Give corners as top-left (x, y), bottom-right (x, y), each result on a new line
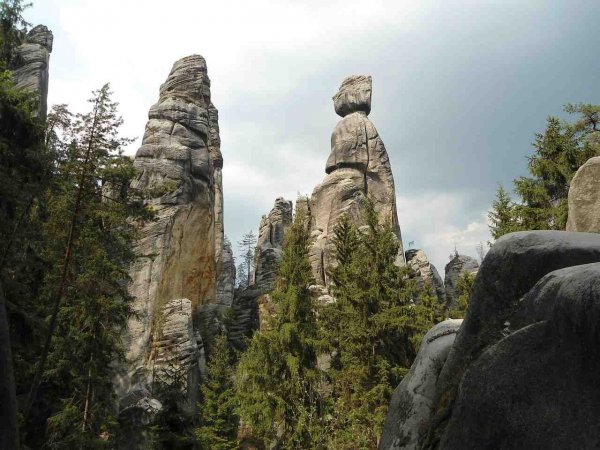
top-left (197, 332), bottom-right (239, 450)
top-left (448, 271), bottom-right (476, 319)
top-left (320, 201), bottom-right (418, 449)
top-left (236, 230), bottom-right (256, 288)
top-left (0, 2), bottom-right (49, 446)
top-left (491, 104), bottom-right (600, 237)
top-left (236, 208), bottom-right (325, 448)
top-left (25, 84), bottom-right (148, 447)
top-left (488, 185), bottom-right (522, 240)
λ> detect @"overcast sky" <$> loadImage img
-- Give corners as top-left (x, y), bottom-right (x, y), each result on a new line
top-left (29, 0), bottom-right (600, 272)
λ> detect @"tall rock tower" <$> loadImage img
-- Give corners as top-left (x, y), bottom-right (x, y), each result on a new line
top-left (117, 55), bottom-right (229, 447)
top-left (309, 75), bottom-right (405, 286)
top-left (12, 25), bottom-right (53, 119)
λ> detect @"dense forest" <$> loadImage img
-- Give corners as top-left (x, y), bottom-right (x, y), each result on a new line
top-left (1, 1), bottom-right (600, 449)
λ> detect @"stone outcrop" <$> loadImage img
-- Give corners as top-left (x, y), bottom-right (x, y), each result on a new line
top-left (119, 298), bottom-right (202, 449)
top-left (405, 249), bottom-right (445, 303)
top-left (216, 238), bottom-right (235, 306)
top-left (309, 75), bottom-right (404, 286)
top-left (440, 261), bottom-right (600, 449)
top-left (253, 197), bottom-right (293, 291)
top-left (230, 198), bottom-right (293, 343)
top-left (380, 319), bottom-right (462, 450)
top-left (12, 25), bottom-right (53, 119)
top-left (443, 254), bottom-right (478, 308)
top-left (117, 55), bottom-right (225, 442)
top-left (381, 231), bottom-right (600, 450)
top-left (566, 156), bottom-right (600, 233)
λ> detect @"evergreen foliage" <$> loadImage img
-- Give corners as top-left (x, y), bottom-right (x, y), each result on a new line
top-left (0, 0), bottom-right (30, 69)
top-left (489, 104), bottom-right (600, 238)
top-left (152, 360), bottom-right (197, 450)
top-left (236, 208), bottom-right (325, 448)
top-left (448, 271), bottom-right (476, 319)
top-left (320, 201), bottom-right (439, 449)
top-left (197, 332), bottom-right (239, 450)
top-left (236, 230), bottom-right (256, 288)
top-left (29, 85), bottom-right (148, 448)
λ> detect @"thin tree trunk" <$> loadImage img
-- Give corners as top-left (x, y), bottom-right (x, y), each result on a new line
top-left (0, 281), bottom-right (19, 449)
top-left (25, 96), bottom-right (101, 418)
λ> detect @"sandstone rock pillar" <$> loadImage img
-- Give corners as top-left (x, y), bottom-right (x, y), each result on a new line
top-left (309, 75), bottom-right (405, 286)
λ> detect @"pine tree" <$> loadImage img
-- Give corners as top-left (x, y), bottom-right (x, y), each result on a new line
top-left (197, 332), bottom-right (239, 450)
top-left (236, 208), bottom-right (325, 448)
top-left (25, 84), bottom-right (148, 448)
top-left (320, 201), bottom-right (419, 449)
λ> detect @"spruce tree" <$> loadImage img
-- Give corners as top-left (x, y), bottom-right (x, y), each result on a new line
top-left (448, 271), bottom-right (476, 319)
top-left (197, 332), bottom-right (239, 450)
top-left (236, 230), bottom-right (256, 288)
top-left (320, 201), bottom-right (420, 449)
top-left (236, 208), bottom-right (325, 448)
top-left (492, 104), bottom-right (600, 236)
top-left (0, 2), bottom-right (50, 446)
top-left (26, 85), bottom-right (148, 447)
top-left (488, 185), bottom-right (522, 240)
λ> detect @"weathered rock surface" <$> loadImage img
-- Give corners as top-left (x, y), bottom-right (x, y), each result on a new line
top-left (406, 249), bottom-right (445, 302)
top-left (230, 198), bottom-right (293, 343)
top-left (566, 156), bottom-right (600, 233)
top-left (253, 197), bottom-right (293, 291)
top-left (380, 319), bottom-right (462, 450)
top-left (117, 55), bottom-right (224, 442)
top-left (12, 25), bottom-right (53, 119)
top-left (425, 231), bottom-right (600, 449)
top-left (440, 262), bottom-right (600, 450)
top-left (443, 254), bottom-right (478, 308)
top-left (309, 76), bottom-right (404, 286)
top-left (119, 298), bottom-right (202, 448)
top-left (216, 239), bottom-right (235, 306)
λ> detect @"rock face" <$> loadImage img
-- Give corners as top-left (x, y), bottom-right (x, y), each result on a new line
top-left (230, 198), bottom-right (293, 343)
top-left (12, 25), bottom-right (53, 119)
top-left (253, 197), bottom-right (293, 291)
top-left (566, 156), bottom-right (600, 233)
top-left (309, 76), bottom-right (404, 286)
top-left (117, 55), bottom-right (224, 444)
top-left (380, 319), bottom-right (462, 450)
top-left (412, 231), bottom-right (600, 449)
top-left (406, 249), bottom-right (445, 302)
top-left (440, 262), bottom-right (600, 449)
top-left (216, 239), bottom-right (235, 306)
top-left (443, 254), bottom-right (478, 308)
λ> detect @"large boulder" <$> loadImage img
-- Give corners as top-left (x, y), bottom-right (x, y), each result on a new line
top-left (12, 25), bottom-right (53, 119)
top-left (309, 76), bottom-right (405, 287)
top-left (380, 319), bottom-right (462, 450)
top-left (566, 156), bottom-right (600, 233)
top-left (426, 231), bottom-right (600, 448)
top-left (440, 262), bottom-right (600, 449)
top-left (443, 254), bottom-right (478, 309)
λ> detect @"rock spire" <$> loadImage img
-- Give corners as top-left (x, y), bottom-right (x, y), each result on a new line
top-left (309, 75), bottom-right (405, 286)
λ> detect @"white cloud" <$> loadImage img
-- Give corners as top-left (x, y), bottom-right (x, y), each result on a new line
top-left (398, 191), bottom-right (491, 272)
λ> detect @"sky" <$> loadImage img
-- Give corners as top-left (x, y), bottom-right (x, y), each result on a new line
top-left (28, 0), bottom-right (600, 272)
